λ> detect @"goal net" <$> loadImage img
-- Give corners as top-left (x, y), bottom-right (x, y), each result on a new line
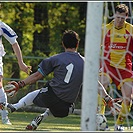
top-left (81, 2), bottom-right (133, 131)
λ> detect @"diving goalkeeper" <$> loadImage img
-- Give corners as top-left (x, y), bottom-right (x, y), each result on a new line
top-left (0, 30), bottom-right (121, 130)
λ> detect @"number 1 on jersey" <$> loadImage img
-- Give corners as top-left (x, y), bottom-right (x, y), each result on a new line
top-left (64, 63), bottom-right (74, 83)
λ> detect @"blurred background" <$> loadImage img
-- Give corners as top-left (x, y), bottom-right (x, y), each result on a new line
top-left (0, 2), bottom-right (132, 111)
top-left (1, 2), bottom-right (87, 108)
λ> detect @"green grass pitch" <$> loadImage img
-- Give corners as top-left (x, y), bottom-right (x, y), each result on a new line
top-left (0, 112), bottom-right (133, 132)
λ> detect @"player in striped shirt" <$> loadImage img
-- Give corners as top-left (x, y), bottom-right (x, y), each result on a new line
top-left (99, 3), bottom-right (133, 131)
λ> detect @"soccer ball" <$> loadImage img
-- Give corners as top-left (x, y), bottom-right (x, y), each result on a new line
top-left (96, 114), bottom-right (107, 131)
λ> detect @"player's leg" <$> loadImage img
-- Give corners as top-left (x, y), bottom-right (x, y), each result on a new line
top-left (98, 70), bottom-right (113, 131)
top-left (98, 73), bottom-right (110, 115)
top-left (0, 71), bottom-right (11, 125)
top-left (26, 108), bottom-right (50, 130)
top-left (3, 89), bottom-right (40, 113)
top-left (97, 94), bottom-right (106, 115)
top-left (97, 82), bottom-right (111, 131)
top-left (115, 81), bottom-right (132, 131)
top-left (26, 102), bottom-right (75, 130)
top-left (26, 83), bottom-right (75, 130)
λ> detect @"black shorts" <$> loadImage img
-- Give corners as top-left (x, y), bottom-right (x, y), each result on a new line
top-left (33, 82), bottom-right (72, 118)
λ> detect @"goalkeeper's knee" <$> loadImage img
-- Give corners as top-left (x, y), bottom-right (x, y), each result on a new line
top-left (50, 103), bottom-right (75, 117)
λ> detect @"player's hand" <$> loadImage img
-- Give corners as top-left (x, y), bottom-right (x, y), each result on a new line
top-left (4, 81), bottom-right (20, 97)
top-left (19, 62), bottom-right (32, 75)
top-left (107, 98), bottom-right (122, 115)
top-left (24, 65), bottom-right (32, 75)
top-left (4, 81), bottom-right (25, 97)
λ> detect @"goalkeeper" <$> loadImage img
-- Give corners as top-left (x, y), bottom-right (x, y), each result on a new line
top-left (99, 3), bottom-right (133, 131)
top-left (0, 30), bottom-right (121, 130)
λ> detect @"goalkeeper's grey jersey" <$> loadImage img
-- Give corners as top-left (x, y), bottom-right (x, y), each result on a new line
top-left (0, 21), bottom-right (18, 56)
top-left (38, 51), bottom-right (84, 103)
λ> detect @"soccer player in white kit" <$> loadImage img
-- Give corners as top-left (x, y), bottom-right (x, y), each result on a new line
top-left (0, 21), bottom-right (31, 124)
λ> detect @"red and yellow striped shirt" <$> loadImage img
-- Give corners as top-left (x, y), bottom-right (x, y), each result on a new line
top-left (102, 20), bottom-right (133, 69)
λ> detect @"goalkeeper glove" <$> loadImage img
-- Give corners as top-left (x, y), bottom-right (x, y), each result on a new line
top-left (4, 81), bottom-right (25, 97)
top-left (104, 95), bottom-right (122, 115)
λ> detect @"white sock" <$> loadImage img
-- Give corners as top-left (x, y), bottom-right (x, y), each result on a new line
top-left (0, 87), bottom-right (8, 120)
top-left (1, 110), bottom-right (8, 120)
top-left (42, 108), bottom-right (50, 120)
top-left (13, 89), bottom-right (40, 110)
top-left (31, 108), bottom-right (50, 126)
top-left (0, 87), bottom-right (7, 103)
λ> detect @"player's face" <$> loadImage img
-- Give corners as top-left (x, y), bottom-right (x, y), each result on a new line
top-left (114, 11), bottom-right (127, 29)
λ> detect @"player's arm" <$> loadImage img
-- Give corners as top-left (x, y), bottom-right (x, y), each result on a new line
top-left (4, 71), bottom-right (43, 97)
top-left (1, 21), bottom-right (31, 74)
top-left (14, 71), bottom-right (44, 88)
top-left (12, 42), bottom-right (32, 74)
top-left (23, 71), bottom-right (43, 86)
top-left (98, 81), bottom-right (122, 115)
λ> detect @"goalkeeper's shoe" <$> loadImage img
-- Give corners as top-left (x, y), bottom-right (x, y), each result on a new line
top-left (6, 104), bottom-right (16, 113)
top-left (26, 114), bottom-right (44, 130)
top-left (25, 123), bottom-right (37, 130)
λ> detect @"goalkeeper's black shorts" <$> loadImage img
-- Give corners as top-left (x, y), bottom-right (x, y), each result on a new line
top-left (33, 82), bottom-right (73, 118)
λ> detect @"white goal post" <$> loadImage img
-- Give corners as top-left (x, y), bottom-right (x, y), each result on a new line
top-left (81, 2), bottom-right (103, 131)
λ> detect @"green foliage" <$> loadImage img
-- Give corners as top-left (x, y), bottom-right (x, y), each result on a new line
top-left (0, 2), bottom-right (34, 56)
top-left (1, 2), bottom-right (86, 76)
top-left (48, 2), bottom-right (86, 55)
top-left (0, 2), bottom-right (87, 106)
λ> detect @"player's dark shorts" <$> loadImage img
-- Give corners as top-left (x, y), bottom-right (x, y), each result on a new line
top-left (33, 82), bottom-right (73, 118)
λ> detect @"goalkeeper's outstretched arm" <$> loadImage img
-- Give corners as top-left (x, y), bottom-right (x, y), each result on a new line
top-left (4, 71), bottom-right (44, 97)
top-left (22, 71), bottom-right (44, 86)
top-left (14, 71), bottom-right (43, 89)
top-left (98, 80), bottom-right (121, 114)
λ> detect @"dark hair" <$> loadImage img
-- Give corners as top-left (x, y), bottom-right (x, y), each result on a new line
top-left (62, 30), bottom-right (80, 48)
top-left (115, 4), bottom-right (129, 16)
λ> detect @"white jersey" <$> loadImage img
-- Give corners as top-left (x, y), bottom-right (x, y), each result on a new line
top-left (0, 21), bottom-right (18, 57)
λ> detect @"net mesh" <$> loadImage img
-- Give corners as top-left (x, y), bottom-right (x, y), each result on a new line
top-left (98, 2), bottom-right (133, 131)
